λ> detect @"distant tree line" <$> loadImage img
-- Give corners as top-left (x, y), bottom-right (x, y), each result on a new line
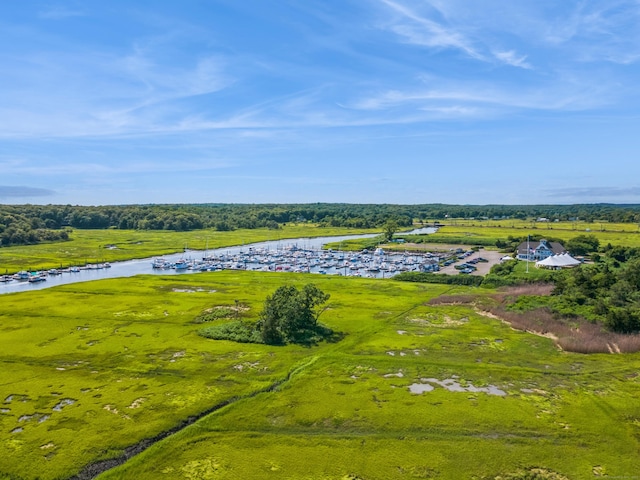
top-left (0, 208), bottom-right (70, 246)
top-left (2, 202), bottom-right (640, 247)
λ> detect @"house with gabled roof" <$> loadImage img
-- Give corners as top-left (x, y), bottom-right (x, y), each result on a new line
top-left (516, 239), bottom-right (565, 262)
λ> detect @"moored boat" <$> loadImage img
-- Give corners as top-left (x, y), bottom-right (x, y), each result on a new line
top-left (28, 272), bottom-right (47, 283)
top-left (174, 259), bottom-right (190, 270)
top-left (152, 258), bottom-right (172, 269)
top-left (13, 271), bottom-right (30, 281)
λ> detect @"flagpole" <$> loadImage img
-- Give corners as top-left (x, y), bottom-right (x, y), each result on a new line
top-left (526, 234), bottom-right (530, 273)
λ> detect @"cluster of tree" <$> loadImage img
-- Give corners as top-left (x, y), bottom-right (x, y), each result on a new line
top-left (0, 204), bottom-right (415, 244)
top-left (410, 204), bottom-right (640, 223)
top-left (551, 246), bottom-right (640, 333)
top-left (257, 284), bottom-right (331, 344)
top-left (394, 261), bottom-right (556, 288)
top-left (198, 284), bottom-right (333, 345)
top-left (3, 202), bottom-right (640, 247)
top-left (0, 210), bottom-right (69, 246)
top-left (565, 234), bottom-right (600, 256)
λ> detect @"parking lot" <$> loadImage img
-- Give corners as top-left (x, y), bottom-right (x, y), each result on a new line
top-left (433, 248), bottom-right (505, 276)
top-left (408, 245), bottom-right (505, 275)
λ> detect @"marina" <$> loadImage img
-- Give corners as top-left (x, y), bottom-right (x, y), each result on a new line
top-left (149, 244), bottom-right (444, 277)
top-left (0, 229), bottom-right (444, 295)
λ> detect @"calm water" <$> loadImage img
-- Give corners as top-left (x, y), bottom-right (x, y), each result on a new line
top-left (0, 229), bottom-right (436, 295)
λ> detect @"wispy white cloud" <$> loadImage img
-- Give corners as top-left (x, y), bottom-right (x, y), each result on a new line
top-left (119, 42), bottom-right (232, 99)
top-left (535, 1), bottom-right (640, 64)
top-left (376, 0), bottom-right (483, 60)
top-left (348, 75), bottom-right (609, 115)
top-left (374, 0), bottom-right (539, 69)
top-left (2, 0), bottom-right (640, 207)
top-left (0, 157), bottom-right (232, 177)
top-left (0, 35), bottom-right (234, 139)
top-left (377, 0), bottom-right (640, 69)
top-left (493, 50), bottom-right (532, 69)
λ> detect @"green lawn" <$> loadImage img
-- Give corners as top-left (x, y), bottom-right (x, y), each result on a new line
top-left (1, 271), bottom-right (640, 479)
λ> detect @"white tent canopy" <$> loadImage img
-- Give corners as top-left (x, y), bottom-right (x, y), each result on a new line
top-left (535, 253), bottom-right (581, 269)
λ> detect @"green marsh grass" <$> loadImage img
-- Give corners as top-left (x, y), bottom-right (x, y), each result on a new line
top-left (0, 225), bottom-right (378, 273)
top-left (2, 272), bottom-right (640, 479)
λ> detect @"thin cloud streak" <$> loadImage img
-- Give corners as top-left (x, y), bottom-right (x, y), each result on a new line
top-left (494, 50), bottom-right (532, 69)
top-left (0, 159), bottom-right (232, 177)
top-left (0, 186), bottom-right (56, 198)
top-left (546, 187), bottom-right (640, 199)
top-left (376, 0), bottom-right (484, 60)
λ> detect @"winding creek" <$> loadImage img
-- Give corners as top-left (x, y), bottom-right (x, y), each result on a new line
top-left (3, 230), bottom-right (434, 478)
top-left (68, 357), bottom-right (320, 480)
top-left (0, 229), bottom-right (436, 295)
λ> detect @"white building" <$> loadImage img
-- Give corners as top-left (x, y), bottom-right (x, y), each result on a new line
top-left (516, 239), bottom-right (565, 262)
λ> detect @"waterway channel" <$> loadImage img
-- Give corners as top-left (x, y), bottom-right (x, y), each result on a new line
top-left (0, 229), bottom-right (437, 295)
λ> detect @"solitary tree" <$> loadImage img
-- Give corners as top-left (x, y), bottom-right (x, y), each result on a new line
top-left (383, 219), bottom-right (399, 243)
top-left (257, 284), bottom-right (330, 344)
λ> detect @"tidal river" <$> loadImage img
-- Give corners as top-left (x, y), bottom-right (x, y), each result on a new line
top-left (0, 229), bottom-right (436, 295)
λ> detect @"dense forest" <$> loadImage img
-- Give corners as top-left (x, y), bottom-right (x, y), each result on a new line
top-left (2, 202), bottom-right (640, 247)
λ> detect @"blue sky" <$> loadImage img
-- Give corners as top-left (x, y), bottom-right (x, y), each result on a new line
top-left (2, 1), bottom-right (640, 205)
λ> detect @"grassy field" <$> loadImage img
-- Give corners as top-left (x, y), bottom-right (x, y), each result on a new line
top-left (327, 221), bottom-right (640, 252)
top-left (426, 221), bottom-right (640, 248)
top-left (0, 225), bottom-right (379, 273)
top-left (434, 218), bottom-right (640, 233)
top-left (2, 271), bottom-right (640, 479)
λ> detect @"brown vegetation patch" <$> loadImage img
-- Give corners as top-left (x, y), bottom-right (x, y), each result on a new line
top-left (428, 294), bottom-right (480, 306)
top-left (481, 305), bottom-right (640, 354)
top-left (430, 283), bottom-right (640, 354)
top-left (492, 284), bottom-right (555, 303)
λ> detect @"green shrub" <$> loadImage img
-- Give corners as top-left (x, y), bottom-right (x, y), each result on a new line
top-left (393, 272), bottom-right (484, 286)
top-left (193, 307), bottom-right (237, 324)
top-left (198, 321), bottom-right (262, 343)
